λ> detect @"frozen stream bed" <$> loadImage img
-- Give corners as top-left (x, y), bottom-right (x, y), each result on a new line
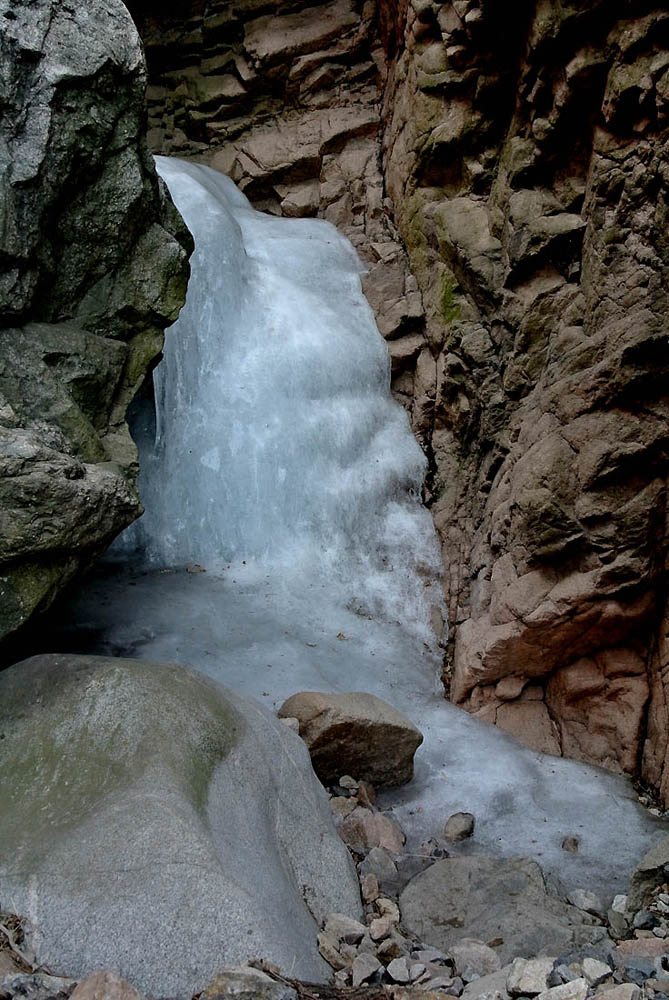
top-left (47, 559), bottom-right (666, 900)
top-left (37, 155), bottom-right (665, 906)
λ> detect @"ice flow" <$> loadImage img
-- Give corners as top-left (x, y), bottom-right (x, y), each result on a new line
top-left (124, 156), bottom-right (443, 639)
top-left (95, 157), bottom-right (665, 895)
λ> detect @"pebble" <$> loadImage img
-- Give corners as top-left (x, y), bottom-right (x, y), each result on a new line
top-left (566, 889), bottom-right (605, 917)
top-left (444, 811), bottom-right (476, 842)
top-left (582, 959), bottom-right (613, 987)
top-left (562, 835), bottom-right (580, 853)
top-left (351, 953), bottom-right (382, 987)
top-left (387, 957), bottom-right (411, 983)
top-left (507, 957), bottom-right (555, 995)
top-left (360, 872), bottom-right (380, 902)
top-left (537, 978), bottom-right (589, 1000)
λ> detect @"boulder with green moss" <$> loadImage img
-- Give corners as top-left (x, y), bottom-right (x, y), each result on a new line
top-left (0, 654), bottom-right (362, 997)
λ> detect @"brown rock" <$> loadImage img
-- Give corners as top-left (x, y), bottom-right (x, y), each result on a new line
top-left (278, 691), bottom-right (423, 786)
top-left (70, 971), bottom-right (145, 1000)
top-left (339, 806), bottom-right (406, 855)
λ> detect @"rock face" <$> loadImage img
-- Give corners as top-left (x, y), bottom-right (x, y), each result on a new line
top-left (0, 0), bottom-right (192, 644)
top-left (0, 654), bottom-right (362, 997)
top-left (279, 690), bottom-right (424, 786)
top-left (399, 856), bottom-right (611, 964)
top-left (380, 1), bottom-right (669, 794)
top-left (115, 3), bottom-right (669, 800)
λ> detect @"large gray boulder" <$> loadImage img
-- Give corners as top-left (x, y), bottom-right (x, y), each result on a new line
top-left (0, 0), bottom-right (192, 642)
top-left (399, 857), bottom-right (611, 964)
top-left (0, 655), bottom-right (362, 997)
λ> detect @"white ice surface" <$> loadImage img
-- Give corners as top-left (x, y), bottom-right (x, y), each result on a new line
top-left (80, 158), bottom-right (669, 902)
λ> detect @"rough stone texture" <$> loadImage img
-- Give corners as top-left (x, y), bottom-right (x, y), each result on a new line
top-left (278, 690), bottom-right (423, 786)
top-left (200, 967), bottom-right (297, 1000)
top-left (380, 0), bottom-right (669, 793)
top-left (627, 834), bottom-right (669, 912)
top-left (0, 655), bottom-right (362, 997)
top-left (125, 0), bottom-right (669, 801)
top-left (69, 971), bottom-right (145, 1000)
top-left (399, 856), bottom-right (611, 964)
top-left (0, 0), bottom-right (192, 645)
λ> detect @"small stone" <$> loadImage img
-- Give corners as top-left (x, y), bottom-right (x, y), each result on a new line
top-left (317, 931), bottom-right (349, 970)
top-left (376, 897), bottom-right (400, 922)
top-left (595, 987), bottom-right (640, 1000)
top-left (566, 888), bottom-right (605, 917)
top-left (2, 975), bottom-right (77, 1000)
top-left (370, 914), bottom-right (393, 940)
top-left (410, 963), bottom-right (427, 981)
top-left (324, 912), bottom-right (368, 944)
top-left (633, 910), bottom-right (657, 930)
top-left (340, 775), bottom-right (358, 790)
top-left (360, 847), bottom-right (399, 881)
top-left (339, 806), bottom-right (406, 856)
top-left (653, 928), bottom-right (667, 939)
top-left (507, 957), bottom-right (555, 995)
top-left (445, 812), bottom-right (476, 842)
top-left (536, 979), bottom-right (589, 1000)
top-left (279, 716), bottom-right (300, 733)
top-left (351, 954), bottom-right (382, 988)
top-left (201, 968), bottom-right (296, 1000)
top-left (330, 796), bottom-right (357, 816)
top-left (388, 957), bottom-right (411, 983)
top-left (361, 873), bottom-right (380, 902)
top-left (358, 780), bottom-right (377, 807)
top-left (449, 939), bottom-right (502, 980)
top-left (612, 895), bottom-right (628, 914)
top-left (333, 969), bottom-right (350, 987)
top-left (377, 930), bottom-right (410, 961)
top-left (581, 958), bottom-right (612, 987)
top-left (562, 836), bottom-right (580, 854)
top-left (416, 949), bottom-right (449, 964)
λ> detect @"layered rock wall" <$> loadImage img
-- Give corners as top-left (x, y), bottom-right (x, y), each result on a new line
top-left (127, 0), bottom-right (668, 800)
top-left (0, 0), bottom-right (192, 643)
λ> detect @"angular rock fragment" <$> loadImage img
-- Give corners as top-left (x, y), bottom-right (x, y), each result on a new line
top-left (278, 691), bottom-right (423, 786)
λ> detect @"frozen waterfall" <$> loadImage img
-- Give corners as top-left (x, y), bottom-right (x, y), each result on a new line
top-left (123, 157), bottom-right (443, 641)
top-left (60, 157), bottom-right (665, 897)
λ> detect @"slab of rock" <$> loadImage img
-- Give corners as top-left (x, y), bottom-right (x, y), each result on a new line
top-left (537, 980), bottom-right (588, 1000)
top-left (399, 857), bottom-right (611, 964)
top-left (627, 835), bottom-right (669, 912)
top-left (351, 954), bottom-right (382, 988)
top-left (463, 967), bottom-right (512, 1000)
top-left (0, 655), bottom-right (361, 998)
top-left (278, 691), bottom-right (423, 786)
top-left (507, 957), bottom-right (555, 995)
top-left (449, 939), bottom-right (502, 980)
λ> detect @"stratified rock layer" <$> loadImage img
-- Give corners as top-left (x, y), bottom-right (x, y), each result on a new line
top-left (0, 654), bottom-right (362, 997)
top-left (0, 0), bottom-right (192, 643)
top-left (125, 1), bottom-right (668, 801)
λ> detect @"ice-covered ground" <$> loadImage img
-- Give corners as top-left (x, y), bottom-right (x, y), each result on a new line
top-left (47, 157), bottom-right (666, 902)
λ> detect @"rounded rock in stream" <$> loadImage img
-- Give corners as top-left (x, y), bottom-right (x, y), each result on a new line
top-left (0, 654), bottom-right (362, 998)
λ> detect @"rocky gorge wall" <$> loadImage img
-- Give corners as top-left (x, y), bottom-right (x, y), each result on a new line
top-left (0, 0), bottom-right (192, 645)
top-left (126, 0), bottom-right (669, 802)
